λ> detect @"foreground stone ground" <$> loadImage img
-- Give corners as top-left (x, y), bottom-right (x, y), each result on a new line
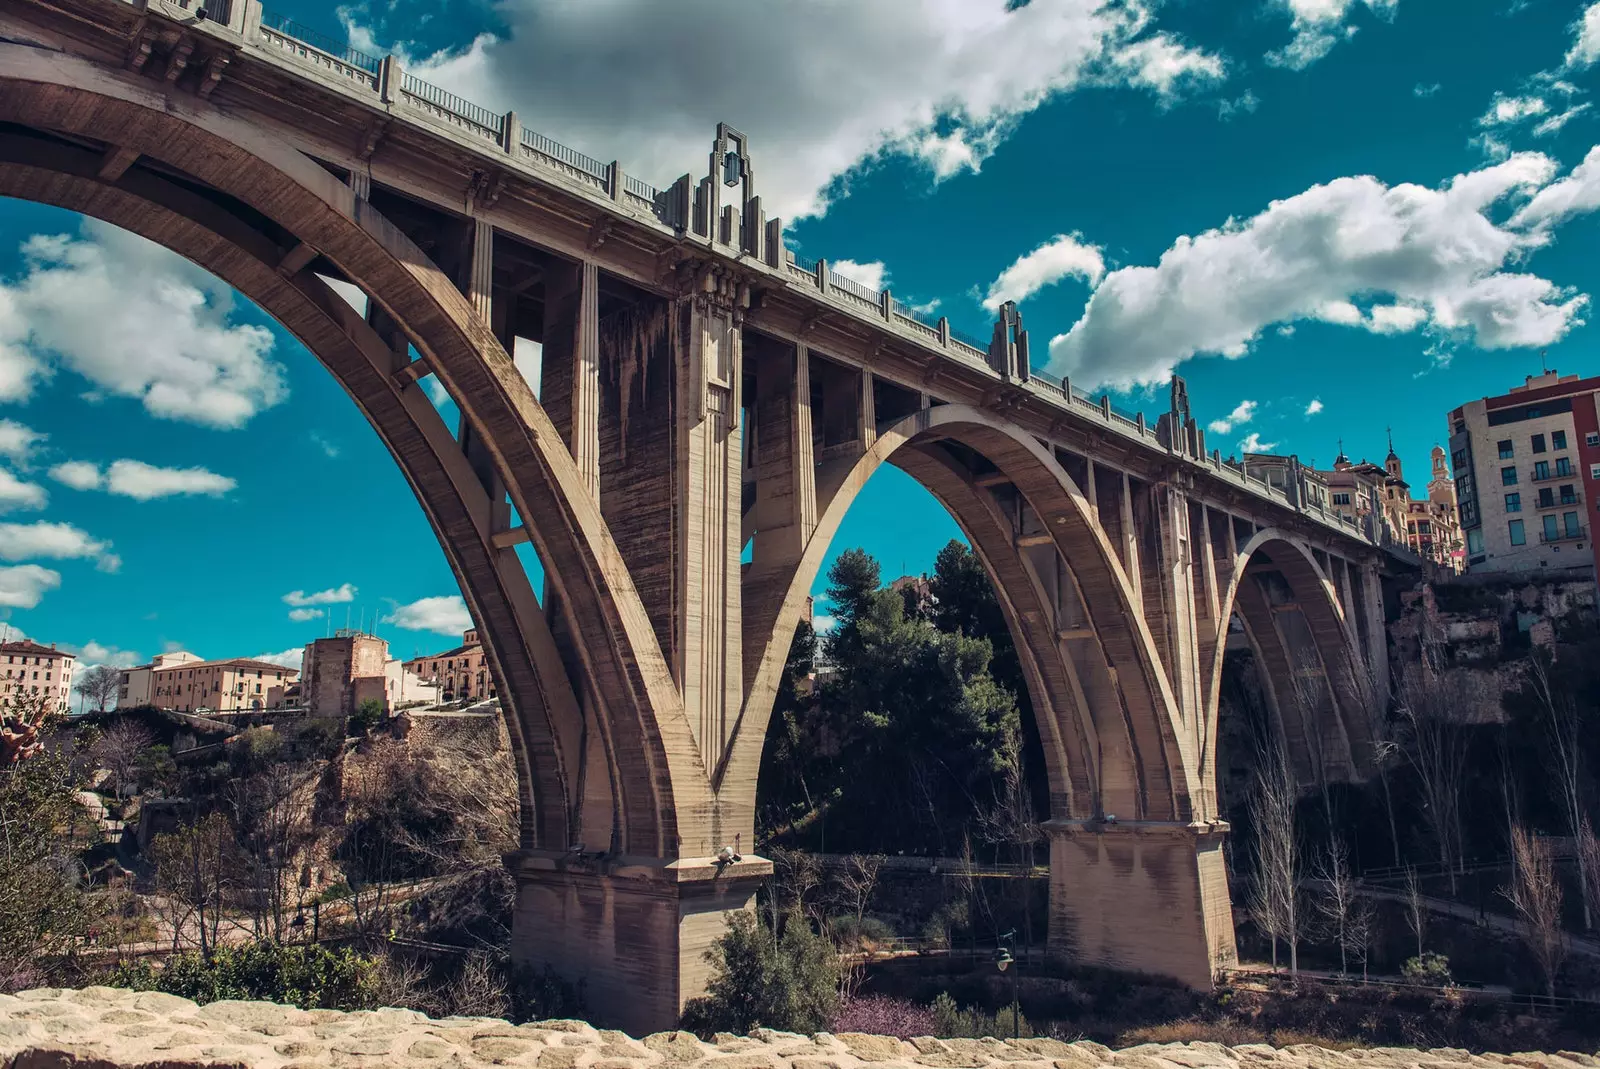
top-left (3, 989), bottom-right (1598, 1069)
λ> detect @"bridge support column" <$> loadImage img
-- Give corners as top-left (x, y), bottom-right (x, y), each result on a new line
top-left (1044, 819), bottom-right (1234, 987)
top-left (507, 852), bottom-right (771, 1036)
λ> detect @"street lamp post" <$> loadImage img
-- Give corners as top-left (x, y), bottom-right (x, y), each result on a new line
top-left (994, 929), bottom-right (1019, 1040)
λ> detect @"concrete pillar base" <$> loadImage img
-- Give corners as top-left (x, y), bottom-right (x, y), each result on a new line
top-left (1044, 819), bottom-right (1235, 987)
top-left (506, 850), bottom-right (772, 1037)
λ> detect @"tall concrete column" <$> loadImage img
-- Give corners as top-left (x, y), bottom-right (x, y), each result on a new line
top-left (750, 340), bottom-right (817, 564)
top-left (1046, 819), bottom-right (1235, 986)
top-left (541, 259), bottom-right (601, 501)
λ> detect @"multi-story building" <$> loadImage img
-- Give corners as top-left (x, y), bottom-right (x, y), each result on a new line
top-left (151, 657), bottom-right (299, 713)
top-left (1240, 452), bottom-right (1331, 511)
top-left (302, 631), bottom-right (437, 718)
top-left (402, 629), bottom-right (494, 703)
top-left (0, 639), bottom-right (75, 713)
top-left (1405, 446), bottom-right (1465, 572)
top-left (1448, 370), bottom-right (1600, 577)
top-left (118, 651), bottom-right (202, 708)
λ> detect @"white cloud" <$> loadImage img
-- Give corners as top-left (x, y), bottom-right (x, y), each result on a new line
top-left (1218, 91), bottom-right (1259, 120)
top-left (829, 260), bottom-right (888, 294)
top-left (1046, 151), bottom-right (1590, 390)
top-left (317, 274), bottom-right (370, 318)
top-left (813, 614), bottom-right (838, 635)
top-left (0, 421), bottom-right (44, 467)
top-left (512, 336), bottom-right (542, 394)
top-left (1480, 93), bottom-right (1549, 128)
top-left (1266, 0), bottom-right (1396, 70)
top-left (1240, 431), bottom-right (1279, 453)
top-left (1533, 103), bottom-right (1593, 137)
top-left (1565, 2), bottom-right (1600, 70)
top-left (383, 595), bottom-right (473, 636)
top-left (359, 0), bottom-right (1226, 220)
top-left (981, 235), bottom-right (1105, 312)
top-left (0, 469), bottom-right (47, 513)
top-left (254, 647), bottom-right (305, 670)
top-left (1305, 398), bottom-right (1325, 416)
top-left (96, 553), bottom-right (121, 574)
top-left (1414, 83), bottom-right (1441, 98)
top-left (283, 583), bottom-right (357, 608)
top-left (310, 433), bottom-right (340, 459)
top-left (425, 377), bottom-right (451, 407)
top-left (288, 608), bottom-right (325, 622)
top-left (66, 640), bottom-right (141, 669)
top-left (83, 460), bottom-right (238, 501)
top-left (0, 564), bottom-right (60, 609)
top-left (1207, 399), bottom-right (1258, 435)
top-left (0, 221), bottom-right (286, 428)
top-left (0, 521), bottom-right (111, 567)
top-left (47, 461), bottom-right (100, 492)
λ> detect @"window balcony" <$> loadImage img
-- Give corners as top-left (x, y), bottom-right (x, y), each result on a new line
top-left (1540, 525), bottom-right (1587, 544)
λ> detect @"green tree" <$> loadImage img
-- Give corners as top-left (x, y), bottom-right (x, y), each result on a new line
top-left (1, 752), bottom-right (96, 988)
top-left (348, 698), bottom-right (385, 738)
top-left (680, 910), bottom-right (839, 1035)
top-left (109, 940), bottom-right (383, 1010)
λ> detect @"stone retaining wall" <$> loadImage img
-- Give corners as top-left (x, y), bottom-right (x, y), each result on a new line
top-left (2, 988), bottom-right (1595, 1069)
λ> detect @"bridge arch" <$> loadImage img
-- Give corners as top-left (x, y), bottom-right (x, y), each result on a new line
top-left (1203, 528), bottom-right (1376, 797)
top-left (0, 44), bottom-right (715, 857)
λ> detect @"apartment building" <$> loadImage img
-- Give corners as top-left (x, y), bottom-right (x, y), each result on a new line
top-left (402, 629), bottom-right (494, 702)
top-left (118, 651), bottom-right (202, 708)
top-left (302, 631), bottom-right (438, 718)
top-left (151, 657), bottom-right (299, 713)
top-left (0, 639), bottom-right (75, 713)
top-left (1448, 370), bottom-right (1600, 577)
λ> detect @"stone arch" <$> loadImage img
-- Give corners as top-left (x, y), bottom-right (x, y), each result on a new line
top-left (0, 44), bottom-right (717, 855)
top-left (1203, 528), bottom-right (1374, 794)
top-left (730, 403), bottom-right (1195, 843)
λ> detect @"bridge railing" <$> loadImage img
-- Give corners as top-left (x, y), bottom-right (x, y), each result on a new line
top-left (232, 5), bottom-right (1381, 553)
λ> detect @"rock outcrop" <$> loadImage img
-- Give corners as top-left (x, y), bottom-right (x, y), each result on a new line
top-left (3, 988), bottom-right (1598, 1069)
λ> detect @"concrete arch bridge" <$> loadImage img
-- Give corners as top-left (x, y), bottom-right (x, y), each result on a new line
top-left (0, 0), bottom-right (1420, 1033)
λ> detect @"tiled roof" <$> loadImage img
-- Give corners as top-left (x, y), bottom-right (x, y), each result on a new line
top-left (0, 640), bottom-right (71, 657)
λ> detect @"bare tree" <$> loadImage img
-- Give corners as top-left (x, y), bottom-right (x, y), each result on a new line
top-left (150, 809), bottom-right (238, 955)
top-left (977, 727), bottom-right (1042, 952)
top-left (1312, 835), bottom-right (1361, 976)
top-left (77, 666), bottom-right (121, 714)
top-left (1395, 660), bottom-right (1471, 893)
top-left (1527, 650), bottom-right (1594, 929)
top-left (769, 846), bottom-right (823, 931)
top-left (1579, 819), bottom-right (1600, 939)
top-left (834, 853), bottom-right (883, 931)
top-left (1506, 826), bottom-right (1567, 999)
top-left (92, 720), bottom-right (153, 797)
top-left (1247, 733), bottom-right (1300, 974)
top-left (1402, 864), bottom-right (1428, 961)
top-left (228, 761), bottom-right (316, 941)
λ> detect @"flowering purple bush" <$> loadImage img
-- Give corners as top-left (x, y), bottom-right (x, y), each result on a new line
top-left (831, 994), bottom-right (939, 1039)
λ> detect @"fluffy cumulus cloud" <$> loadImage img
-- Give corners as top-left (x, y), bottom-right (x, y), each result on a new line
top-left (0, 420), bottom-right (44, 467)
top-left (0, 522), bottom-right (113, 570)
top-left (0, 565), bottom-right (59, 609)
top-left (66, 640), bottom-right (141, 670)
top-left (254, 648), bottom-right (305, 670)
top-left (1266, 0), bottom-right (1397, 70)
top-left (358, 0), bottom-right (1225, 220)
top-left (1480, 94), bottom-right (1549, 128)
top-left (829, 260), bottom-right (888, 293)
top-left (981, 235), bottom-right (1105, 312)
top-left (1046, 151), bottom-right (1600, 390)
top-left (0, 221), bottom-right (286, 428)
top-left (383, 595), bottom-right (473, 636)
top-left (0, 469), bottom-right (47, 513)
top-left (1566, 2), bottom-right (1600, 70)
top-left (283, 583), bottom-right (357, 608)
top-left (288, 608), bottom-right (324, 622)
top-left (1207, 399), bottom-right (1257, 435)
top-left (1240, 431), bottom-right (1278, 453)
top-left (1305, 398), bottom-right (1325, 416)
top-left (51, 459), bottom-right (237, 501)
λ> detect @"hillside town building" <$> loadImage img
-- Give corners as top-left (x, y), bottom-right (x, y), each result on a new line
top-left (117, 651), bottom-right (202, 708)
top-left (1448, 370), bottom-right (1600, 578)
top-left (0, 639), bottom-right (75, 713)
top-left (302, 631), bottom-right (437, 718)
top-left (150, 657), bottom-right (298, 713)
top-left (402, 630), bottom-right (494, 703)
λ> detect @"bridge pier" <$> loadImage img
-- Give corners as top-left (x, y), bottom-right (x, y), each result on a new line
top-left (506, 852), bottom-right (771, 1036)
top-left (1044, 820), bottom-right (1235, 987)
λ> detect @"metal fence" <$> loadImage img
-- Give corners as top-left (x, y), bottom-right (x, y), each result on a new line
top-left (260, 9), bottom-right (381, 74)
top-left (520, 128), bottom-right (611, 184)
top-left (401, 72), bottom-right (504, 137)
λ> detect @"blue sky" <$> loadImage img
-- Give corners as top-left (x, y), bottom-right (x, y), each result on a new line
top-left (4, 0), bottom-right (1600, 681)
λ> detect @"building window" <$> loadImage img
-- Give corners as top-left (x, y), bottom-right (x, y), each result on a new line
top-left (1561, 484), bottom-right (1578, 505)
top-left (1498, 439), bottom-right (1515, 459)
top-left (1591, 463), bottom-right (1600, 480)
top-left (1540, 487), bottom-right (1556, 509)
top-left (1509, 519), bottom-right (1526, 546)
top-left (1557, 457), bottom-right (1574, 476)
top-left (1533, 434), bottom-right (1548, 454)
top-left (1332, 492), bottom-right (1351, 505)
top-left (1544, 514), bottom-right (1560, 541)
top-left (1535, 460), bottom-right (1551, 480)
top-left (1554, 430), bottom-right (1568, 450)
top-left (1588, 432), bottom-right (1600, 448)
top-left (1502, 466), bottom-right (1519, 486)
top-left (1566, 511), bottom-right (1582, 538)
top-left (1505, 492), bottom-right (1522, 512)
top-left (1468, 528), bottom-right (1484, 555)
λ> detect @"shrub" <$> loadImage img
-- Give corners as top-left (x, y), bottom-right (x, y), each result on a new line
top-left (680, 910), bottom-right (839, 1036)
top-left (832, 995), bottom-right (938, 1038)
top-left (1402, 952), bottom-right (1454, 988)
top-left (930, 991), bottom-right (1032, 1039)
top-left (107, 940), bottom-right (383, 1010)
top-left (348, 699), bottom-right (385, 738)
